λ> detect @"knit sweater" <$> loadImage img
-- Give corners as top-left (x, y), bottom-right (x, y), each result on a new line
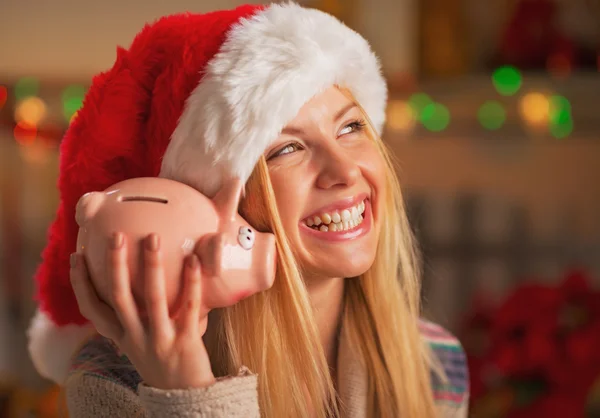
top-left (65, 319), bottom-right (469, 417)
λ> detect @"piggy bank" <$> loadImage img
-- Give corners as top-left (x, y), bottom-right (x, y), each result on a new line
top-left (75, 177), bottom-right (277, 317)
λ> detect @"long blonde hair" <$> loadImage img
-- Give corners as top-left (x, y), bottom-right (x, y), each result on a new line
top-left (207, 90), bottom-right (439, 418)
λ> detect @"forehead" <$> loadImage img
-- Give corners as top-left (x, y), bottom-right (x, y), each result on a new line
top-left (287, 87), bottom-right (355, 126)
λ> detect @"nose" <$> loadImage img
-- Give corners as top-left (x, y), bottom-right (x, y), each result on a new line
top-left (315, 144), bottom-right (360, 190)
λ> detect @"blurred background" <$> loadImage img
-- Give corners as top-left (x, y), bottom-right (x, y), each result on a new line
top-left (0, 0), bottom-right (599, 416)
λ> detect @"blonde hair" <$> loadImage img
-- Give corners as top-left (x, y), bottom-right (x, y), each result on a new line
top-left (207, 88), bottom-right (440, 418)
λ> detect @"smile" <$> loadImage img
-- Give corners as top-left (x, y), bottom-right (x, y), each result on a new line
top-left (300, 195), bottom-right (373, 242)
top-left (304, 199), bottom-right (366, 232)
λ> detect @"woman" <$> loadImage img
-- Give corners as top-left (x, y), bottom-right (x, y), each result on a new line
top-left (27, 3), bottom-right (469, 417)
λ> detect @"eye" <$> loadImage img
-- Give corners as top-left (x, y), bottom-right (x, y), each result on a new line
top-left (238, 226), bottom-right (255, 250)
top-left (268, 142), bottom-right (303, 160)
top-left (338, 119), bottom-right (366, 136)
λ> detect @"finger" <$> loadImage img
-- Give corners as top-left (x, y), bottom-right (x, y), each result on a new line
top-left (106, 232), bottom-right (144, 339)
top-left (177, 254), bottom-right (202, 334)
top-left (144, 234), bottom-right (172, 340)
top-left (70, 253), bottom-right (123, 339)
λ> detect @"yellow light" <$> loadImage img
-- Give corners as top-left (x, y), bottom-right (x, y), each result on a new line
top-left (386, 100), bottom-right (417, 133)
top-left (519, 93), bottom-right (550, 126)
top-left (15, 96), bottom-right (47, 126)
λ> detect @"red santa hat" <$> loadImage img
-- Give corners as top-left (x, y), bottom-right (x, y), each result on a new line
top-left (27, 2), bottom-right (387, 384)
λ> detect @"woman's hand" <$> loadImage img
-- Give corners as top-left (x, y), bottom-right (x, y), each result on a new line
top-left (70, 232), bottom-right (216, 390)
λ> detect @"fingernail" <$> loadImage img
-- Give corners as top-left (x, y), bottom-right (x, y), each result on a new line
top-left (187, 254), bottom-right (199, 269)
top-left (70, 253), bottom-right (78, 269)
top-left (111, 232), bottom-right (124, 249)
top-left (146, 234), bottom-right (160, 251)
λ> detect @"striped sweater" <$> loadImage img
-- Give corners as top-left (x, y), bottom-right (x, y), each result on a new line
top-left (66, 319), bottom-right (469, 417)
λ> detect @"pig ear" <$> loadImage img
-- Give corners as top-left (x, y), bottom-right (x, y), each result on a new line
top-left (75, 192), bottom-right (103, 227)
top-left (213, 177), bottom-right (244, 223)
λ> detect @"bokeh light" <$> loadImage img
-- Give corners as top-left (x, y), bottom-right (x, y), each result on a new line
top-left (15, 97), bottom-right (47, 126)
top-left (386, 100), bottom-right (417, 133)
top-left (492, 66), bottom-right (522, 96)
top-left (478, 101), bottom-right (506, 130)
top-left (0, 85), bottom-right (7, 110)
top-left (519, 93), bottom-right (550, 126)
top-left (408, 93), bottom-right (433, 121)
top-left (421, 103), bottom-right (450, 132)
top-left (549, 95), bottom-right (573, 139)
top-left (15, 77), bottom-right (40, 101)
top-left (549, 117), bottom-right (573, 139)
top-left (14, 121), bottom-right (37, 145)
top-left (62, 84), bottom-right (86, 121)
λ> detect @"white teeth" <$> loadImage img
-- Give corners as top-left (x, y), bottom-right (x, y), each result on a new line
top-left (304, 199), bottom-right (367, 232)
top-left (332, 212), bottom-right (341, 223)
top-left (341, 209), bottom-right (351, 222)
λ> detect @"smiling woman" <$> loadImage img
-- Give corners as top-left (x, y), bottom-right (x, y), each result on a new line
top-left (26, 3), bottom-right (469, 418)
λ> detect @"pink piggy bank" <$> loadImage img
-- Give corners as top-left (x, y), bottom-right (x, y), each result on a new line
top-left (75, 177), bottom-right (277, 317)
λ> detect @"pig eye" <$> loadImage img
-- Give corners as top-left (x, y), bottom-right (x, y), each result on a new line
top-left (238, 226), bottom-right (255, 250)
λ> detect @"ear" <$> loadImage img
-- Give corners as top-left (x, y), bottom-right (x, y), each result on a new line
top-left (212, 177), bottom-right (244, 223)
top-left (75, 192), bottom-right (104, 227)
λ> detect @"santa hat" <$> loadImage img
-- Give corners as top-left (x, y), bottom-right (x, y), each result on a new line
top-left (27, 2), bottom-right (387, 384)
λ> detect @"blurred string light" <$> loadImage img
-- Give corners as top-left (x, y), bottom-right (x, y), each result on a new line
top-left (15, 96), bottom-right (47, 126)
top-left (492, 66), bottom-right (522, 96)
top-left (62, 84), bottom-right (86, 122)
top-left (386, 100), bottom-right (417, 133)
top-left (15, 77), bottom-right (39, 101)
top-left (548, 95), bottom-right (573, 139)
top-left (408, 93), bottom-right (433, 121)
top-left (14, 121), bottom-right (37, 145)
top-left (478, 100), bottom-right (506, 130)
top-left (0, 85), bottom-right (7, 110)
top-left (519, 92), bottom-right (550, 126)
top-left (421, 102), bottom-right (450, 132)
top-left (406, 93), bottom-right (451, 132)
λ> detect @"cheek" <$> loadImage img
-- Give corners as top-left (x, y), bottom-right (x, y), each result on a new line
top-left (267, 169), bottom-right (307, 230)
top-left (356, 145), bottom-right (387, 192)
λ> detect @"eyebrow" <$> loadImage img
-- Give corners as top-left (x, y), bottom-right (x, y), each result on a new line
top-left (280, 103), bottom-right (358, 136)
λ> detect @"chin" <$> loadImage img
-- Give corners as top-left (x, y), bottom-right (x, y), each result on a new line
top-left (307, 253), bottom-right (376, 280)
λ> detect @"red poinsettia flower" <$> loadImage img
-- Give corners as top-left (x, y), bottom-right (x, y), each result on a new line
top-left (507, 391), bottom-right (587, 418)
top-left (489, 282), bottom-right (561, 376)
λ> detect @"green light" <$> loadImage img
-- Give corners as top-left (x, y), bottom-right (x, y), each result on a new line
top-left (408, 93), bottom-right (433, 120)
top-left (550, 116), bottom-right (573, 139)
top-left (62, 84), bottom-right (86, 103)
top-left (492, 66), bottom-right (522, 96)
top-left (549, 96), bottom-right (571, 123)
top-left (478, 101), bottom-right (506, 130)
top-left (421, 103), bottom-right (450, 132)
top-left (15, 77), bottom-right (39, 101)
top-left (63, 96), bottom-right (84, 119)
top-left (61, 84), bottom-right (86, 120)
top-left (548, 95), bottom-right (573, 139)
